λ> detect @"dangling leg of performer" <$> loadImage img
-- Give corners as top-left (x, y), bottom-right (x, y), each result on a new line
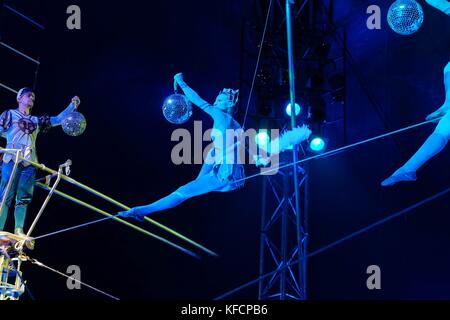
top-left (381, 63), bottom-right (450, 186)
top-left (118, 173), bottom-right (233, 221)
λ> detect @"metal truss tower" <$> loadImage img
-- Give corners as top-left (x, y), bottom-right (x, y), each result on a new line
top-left (239, 0), bottom-right (345, 300)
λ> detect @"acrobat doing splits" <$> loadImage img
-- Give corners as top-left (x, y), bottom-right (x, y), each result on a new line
top-left (381, 0), bottom-right (450, 186)
top-left (0, 88), bottom-right (81, 236)
top-left (119, 73), bottom-right (311, 221)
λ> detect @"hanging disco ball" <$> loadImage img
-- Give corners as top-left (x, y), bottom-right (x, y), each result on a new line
top-left (62, 112), bottom-right (87, 136)
top-left (387, 0), bottom-right (424, 35)
top-left (162, 94), bottom-right (193, 124)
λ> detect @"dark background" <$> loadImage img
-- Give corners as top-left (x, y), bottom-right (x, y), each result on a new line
top-left (0, 0), bottom-right (449, 300)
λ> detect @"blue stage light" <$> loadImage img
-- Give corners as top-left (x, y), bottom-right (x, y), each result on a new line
top-left (285, 103), bottom-right (301, 117)
top-left (256, 131), bottom-right (270, 147)
top-left (310, 137), bottom-right (326, 152)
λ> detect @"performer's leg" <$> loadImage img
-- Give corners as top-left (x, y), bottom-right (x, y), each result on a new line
top-left (425, 64), bottom-right (450, 120)
top-left (382, 112), bottom-right (450, 186)
top-left (381, 64), bottom-right (450, 187)
top-left (196, 148), bottom-right (214, 179)
top-left (444, 62), bottom-right (450, 103)
top-left (196, 162), bottom-right (214, 179)
top-left (0, 162), bottom-right (20, 230)
top-left (14, 165), bottom-right (36, 233)
top-left (119, 174), bottom-right (229, 220)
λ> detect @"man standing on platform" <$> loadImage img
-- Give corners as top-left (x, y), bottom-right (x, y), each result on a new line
top-left (0, 87), bottom-right (80, 237)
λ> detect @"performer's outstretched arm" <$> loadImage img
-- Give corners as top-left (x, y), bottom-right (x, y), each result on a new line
top-left (174, 73), bottom-right (208, 107)
top-left (50, 96), bottom-right (80, 126)
top-left (173, 73), bottom-right (221, 118)
top-left (426, 0), bottom-right (450, 15)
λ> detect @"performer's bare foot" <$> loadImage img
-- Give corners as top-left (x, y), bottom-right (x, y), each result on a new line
top-left (117, 209), bottom-right (146, 222)
top-left (381, 169), bottom-right (417, 187)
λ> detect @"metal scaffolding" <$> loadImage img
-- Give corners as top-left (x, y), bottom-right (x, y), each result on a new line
top-left (244, 0), bottom-right (345, 300)
top-left (258, 151), bottom-right (308, 300)
top-left (240, 0), bottom-right (311, 301)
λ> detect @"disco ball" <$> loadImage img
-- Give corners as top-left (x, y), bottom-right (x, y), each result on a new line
top-left (62, 112), bottom-right (87, 136)
top-left (162, 94), bottom-right (193, 124)
top-left (387, 0), bottom-right (424, 35)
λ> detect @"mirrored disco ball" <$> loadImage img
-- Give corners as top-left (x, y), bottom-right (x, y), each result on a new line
top-left (162, 94), bottom-right (193, 124)
top-left (62, 112), bottom-right (87, 136)
top-left (387, 0), bottom-right (424, 35)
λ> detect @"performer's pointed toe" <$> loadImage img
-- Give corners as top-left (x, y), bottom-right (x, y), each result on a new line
top-left (117, 209), bottom-right (146, 222)
top-left (117, 211), bottom-right (127, 218)
top-left (381, 171), bottom-right (417, 187)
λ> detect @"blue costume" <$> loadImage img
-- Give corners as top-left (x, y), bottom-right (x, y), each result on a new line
top-left (426, 0), bottom-right (450, 15)
top-left (119, 79), bottom-right (245, 220)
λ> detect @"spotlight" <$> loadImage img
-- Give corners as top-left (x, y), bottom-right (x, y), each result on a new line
top-left (285, 103), bottom-right (301, 117)
top-left (256, 130), bottom-right (270, 148)
top-left (309, 137), bottom-right (326, 152)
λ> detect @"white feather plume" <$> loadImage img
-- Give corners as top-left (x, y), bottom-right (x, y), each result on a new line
top-left (259, 125), bottom-right (312, 155)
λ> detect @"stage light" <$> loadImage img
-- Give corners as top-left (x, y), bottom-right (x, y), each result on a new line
top-left (285, 103), bottom-right (301, 117)
top-left (256, 130), bottom-right (270, 147)
top-left (309, 137), bottom-right (326, 152)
